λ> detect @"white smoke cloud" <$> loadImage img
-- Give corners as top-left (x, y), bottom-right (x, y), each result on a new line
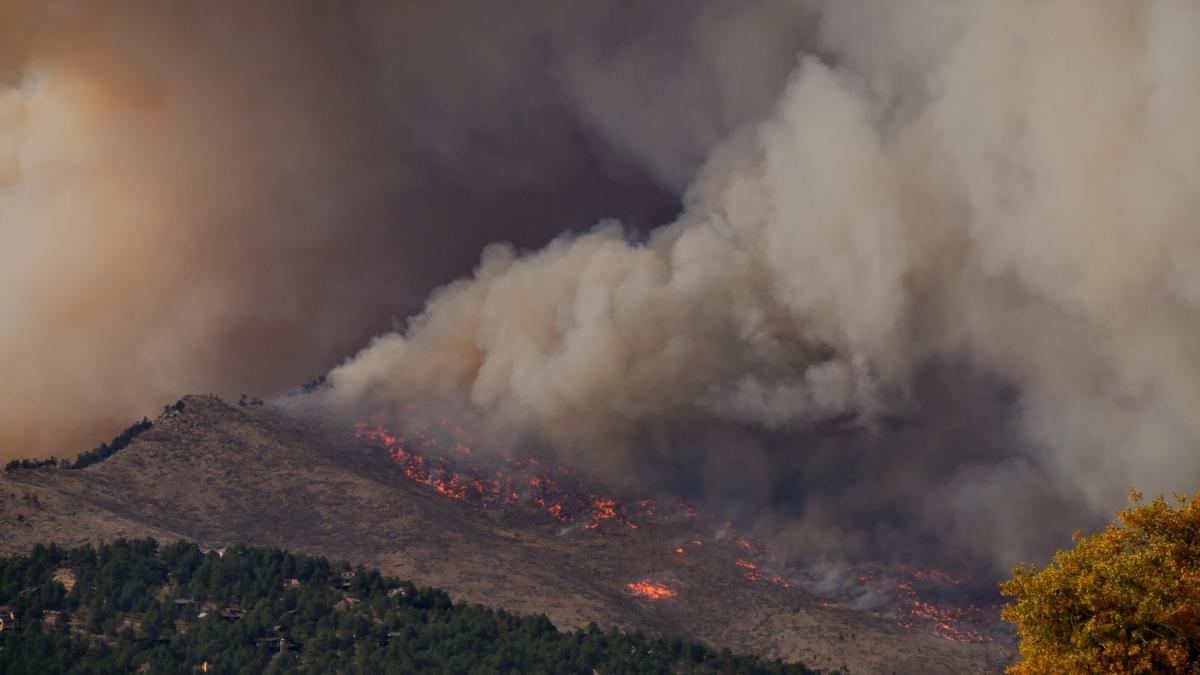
top-left (329, 1), bottom-right (1200, 570)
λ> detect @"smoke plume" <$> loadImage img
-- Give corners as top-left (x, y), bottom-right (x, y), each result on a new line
top-left (1, 1), bottom-right (808, 456)
top-left (327, 1), bottom-right (1200, 573)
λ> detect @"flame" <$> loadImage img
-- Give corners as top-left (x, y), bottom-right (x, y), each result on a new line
top-left (625, 579), bottom-right (678, 600)
top-left (835, 564), bottom-right (997, 643)
top-left (356, 422), bottom-right (682, 530)
top-left (674, 547), bottom-right (685, 555)
top-left (735, 558), bottom-right (758, 570)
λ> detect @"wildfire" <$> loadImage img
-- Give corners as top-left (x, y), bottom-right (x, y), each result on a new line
top-left (837, 564), bottom-right (998, 643)
top-left (735, 536), bottom-right (760, 555)
top-left (356, 422), bottom-right (671, 530)
top-left (359, 420), bottom-right (995, 641)
top-left (593, 497), bottom-right (618, 521)
top-left (911, 567), bottom-right (968, 586)
top-left (625, 579), bottom-right (678, 600)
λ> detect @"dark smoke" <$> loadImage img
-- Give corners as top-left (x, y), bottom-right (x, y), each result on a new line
top-left (0, 0), bottom-right (810, 455)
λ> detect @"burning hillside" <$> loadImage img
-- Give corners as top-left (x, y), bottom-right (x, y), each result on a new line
top-left (354, 416), bottom-right (1003, 645)
top-left (354, 421), bottom-right (689, 530)
top-left (4, 7), bottom-right (1194, 673)
top-left (806, 564), bottom-right (1001, 644)
top-left (625, 579), bottom-right (678, 600)
top-left (1, 394), bottom-right (1013, 673)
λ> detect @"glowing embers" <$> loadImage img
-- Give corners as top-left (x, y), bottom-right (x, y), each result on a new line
top-left (356, 423), bottom-right (522, 509)
top-left (625, 579), bottom-right (678, 600)
top-left (356, 421), bottom-right (668, 529)
top-left (736, 559), bottom-right (762, 581)
top-left (735, 536), bottom-right (760, 555)
top-left (732, 553), bottom-right (791, 588)
top-left (844, 564), bottom-right (995, 644)
top-left (589, 498), bottom-right (620, 526)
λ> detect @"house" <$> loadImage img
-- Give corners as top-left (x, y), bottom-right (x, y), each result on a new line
top-left (387, 587), bottom-right (409, 598)
top-left (255, 636), bottom-right (300, 653)
top-left (219, 607), bottom-right (247, 621)
top-left (0, 607), bottom-right (18, 633)
top-left (282, 578), bottom-right (301, 589)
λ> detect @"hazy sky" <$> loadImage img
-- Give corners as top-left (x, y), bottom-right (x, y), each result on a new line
top-left (0, 0), bottom-right (810, 456)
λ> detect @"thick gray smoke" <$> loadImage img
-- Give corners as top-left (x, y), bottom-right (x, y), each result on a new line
top-left (0, 0), bottom-right (809, 456)
top-left (328, 1), bottom-right (1200, 573)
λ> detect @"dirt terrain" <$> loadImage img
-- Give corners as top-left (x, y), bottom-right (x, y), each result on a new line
top-left (0, 395), bottom-right (1014, 673)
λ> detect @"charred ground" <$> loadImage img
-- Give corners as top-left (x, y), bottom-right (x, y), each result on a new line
top-left (0, 395), bottom-right (1014, 673)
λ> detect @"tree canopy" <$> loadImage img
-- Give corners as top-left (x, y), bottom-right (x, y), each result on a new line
top-left (1001, 489), bottom-right (1200, 674)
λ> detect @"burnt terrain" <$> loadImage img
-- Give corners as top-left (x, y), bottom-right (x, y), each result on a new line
top-left (0, 395), bottom-right (1015, 673)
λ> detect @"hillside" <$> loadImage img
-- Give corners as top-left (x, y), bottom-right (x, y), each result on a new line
top-left (0, 395), bottom-right (1014, 674)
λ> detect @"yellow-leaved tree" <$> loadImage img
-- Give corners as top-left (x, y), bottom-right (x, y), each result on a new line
top-left (1001, 489), bottom-right (1200, 674)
